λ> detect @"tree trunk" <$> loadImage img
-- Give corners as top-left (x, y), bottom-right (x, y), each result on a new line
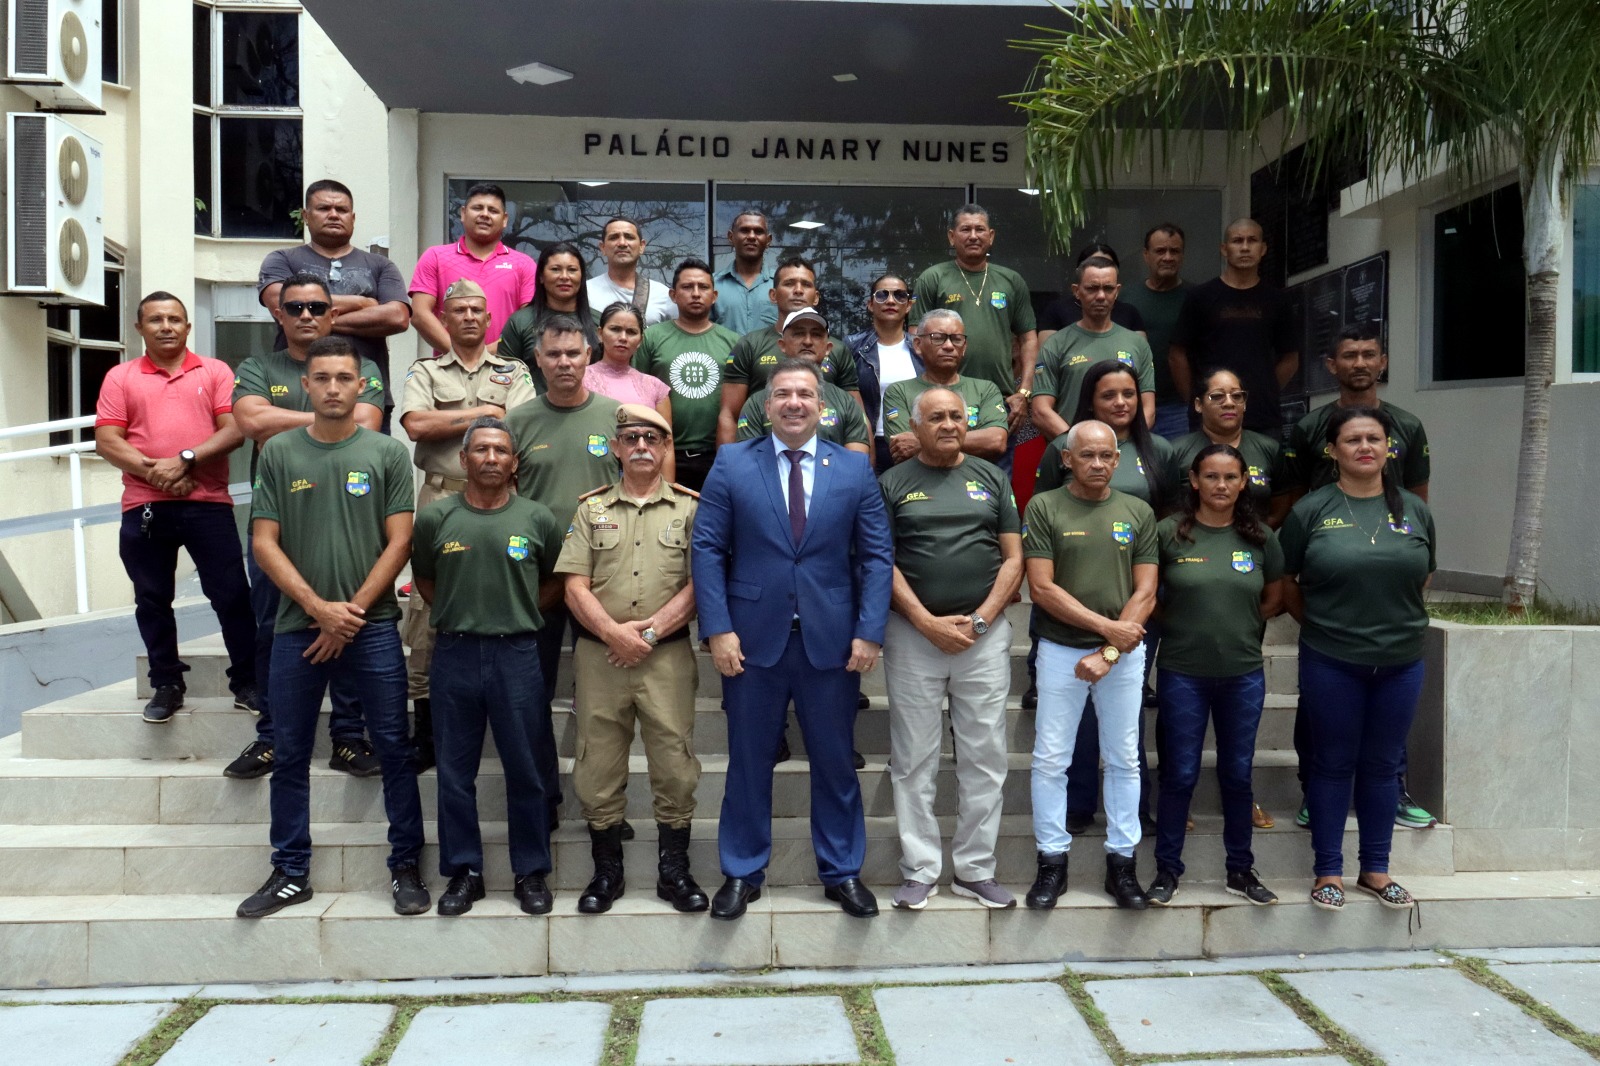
top-left (1503, 145), bottom-right (1565, 609)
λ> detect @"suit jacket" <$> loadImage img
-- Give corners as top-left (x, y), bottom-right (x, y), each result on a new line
top-left (692, 436), bottom-right (893, 670)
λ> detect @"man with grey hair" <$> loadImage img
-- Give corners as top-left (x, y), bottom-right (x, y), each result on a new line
top-left (1022, 419), bottom-right (1158, 911)
top-left (878, 387), bottom-right (1022, 910)
top-left (411, 414), bottom-right (565, 916)
top-left (881, 309), bottom-right (1008, 466)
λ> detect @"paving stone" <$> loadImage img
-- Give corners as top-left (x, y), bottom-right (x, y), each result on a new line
top-left (1492, 962), bottom-right (1600, 1034)
top-left (634, 995), bottom-right (859, 1066)
top-left (1087, 974), bottom-right (1322, 1056)
top-left (1284, 968), bottom-right (1595, 1065)
top-left (389, 1003), bottom-right (610, 1066)
top-left (1474, 946), bottom-right (1600, 964)
top-left (874, 982), bottom-right (1110, 1066)
top-left (157, 1003), bottom-right (394, 1065)
top-left (1072, 949), bottom-right (1453, 976)
top-left (1157, 1059), bottom-right (1349, 1065)
top-left (0, 1003), bottom-right (171, 1066)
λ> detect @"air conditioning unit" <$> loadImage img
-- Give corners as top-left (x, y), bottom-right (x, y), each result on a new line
top-left (7, 112), bottom-right (103, 305)
top-left (6, 0), bottom-right (102, 113)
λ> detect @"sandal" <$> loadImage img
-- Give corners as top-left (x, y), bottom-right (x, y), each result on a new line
top-left (1356, 877), bottom-right (1416, 910)
top-left (1309, 882), bottom-right (1345, 911)
top-left (1252, 803), bottom-right (1275, 829)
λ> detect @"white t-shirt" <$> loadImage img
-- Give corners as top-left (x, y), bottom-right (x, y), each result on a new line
top-left (875, 341), bottom-right (918, 433)
top-left (586, 274), bottom-right (679, 326)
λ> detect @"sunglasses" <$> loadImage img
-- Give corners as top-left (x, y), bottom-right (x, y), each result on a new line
top-left (282, 300), bottom-right (332, 317)
top-left (870, 289), bottom-right (913, 304)
top-left (1204, 390), bottom-right (1249, 404)
top-left (619, 430), bottom-right (664, 447)
top-left (919, 331), bottom-right (967, 346)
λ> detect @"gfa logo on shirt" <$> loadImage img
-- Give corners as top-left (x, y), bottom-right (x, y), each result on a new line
top-left (345, 471), bottom-right (371, 497)
top-left (1111, 521), bottom-right (1133, 545)
top-left (820, 406), bottom-right (839, 428)
top-left (965, 480), bottom-right (990, 501)
top-left (990, 292), bottom-right (1007, 309)
top-left (966, 405), bottom-right (980, 428)
top-left (507, 535), bottom-right (530, 561)
top-left (587, 435), bottom-right (609, 457)
top-left (1231, 550), bottom-right (1255, 573)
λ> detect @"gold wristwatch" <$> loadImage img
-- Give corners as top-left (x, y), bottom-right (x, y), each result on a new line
top-left (1099, 645), bottom-right (1121, 665)
top-left (1015, 387), bottom-right (1033, 399)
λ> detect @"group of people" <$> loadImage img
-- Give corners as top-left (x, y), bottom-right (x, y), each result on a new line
top-left (94, 180), bottom-right (1436, 925)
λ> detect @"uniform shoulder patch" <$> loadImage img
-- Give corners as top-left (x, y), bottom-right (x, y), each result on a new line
top-left (668, 482), bottom-right (701, 499)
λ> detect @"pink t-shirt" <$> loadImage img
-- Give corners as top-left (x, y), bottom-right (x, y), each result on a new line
top-left (95, 352), bottom-right (236, 511)
top-left (585, 361), bottom-right (669, 408)
top-left (408, 238), bottom-right (538, 349)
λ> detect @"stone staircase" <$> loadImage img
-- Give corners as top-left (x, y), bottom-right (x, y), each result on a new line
top-left (0, 604), bottom-right (1594, 988)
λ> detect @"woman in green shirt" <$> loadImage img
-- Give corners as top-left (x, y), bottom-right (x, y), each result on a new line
top-left (1169, 368), bottom-right (1290, 526)
top-left (1281, 406), bottom-right (1435, 915)
top-left (1147, 443), bottom-right (1284, 908)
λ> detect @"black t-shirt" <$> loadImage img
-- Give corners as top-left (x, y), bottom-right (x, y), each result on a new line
top-left (1171, 278), bottom-right (1296, 432)
top-left (257, 245), bottom-right (411, 394)
top-left (1038, 296), bottom-right (1145, 334)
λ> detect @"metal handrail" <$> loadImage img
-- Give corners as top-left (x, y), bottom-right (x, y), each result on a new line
top-left (0, 415), bottom-right (101, 613)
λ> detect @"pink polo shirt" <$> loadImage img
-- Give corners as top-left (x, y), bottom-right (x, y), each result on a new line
top-left (408, 237), bottom-right (538, 349)
top-left (95, 351), bottom-right (236, 511)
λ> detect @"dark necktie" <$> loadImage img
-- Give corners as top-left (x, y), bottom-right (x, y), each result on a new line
top-left (783, 449), bottom-right (806, 546)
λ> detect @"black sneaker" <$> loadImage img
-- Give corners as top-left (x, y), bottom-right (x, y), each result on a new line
top-left (237, 867), bottom-right (312, 918)
top-left (437, 872), bottom-right (485, 916)
top-left (224, 740), bottom-right (274, 779)
top-left (515, 873), bottom-right (553, 915)
top-left (392, 865), bottom-right (430, 915)
top-left (142, 684), bottom-right (184, 724)
top-left (1021, 683), bottom-right (1038, 711)
top-left (1226, 867), bottom-right (1279, 905)
top-left (330, 739), bottom-right (382, 777)
top-left (1147, 869), bottom-right (1180, 906)
top-left (232, 685), bottom-right (262, 715)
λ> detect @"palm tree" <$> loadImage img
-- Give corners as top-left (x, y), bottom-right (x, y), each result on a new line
top-left (1012, 0), bottom-right (1600, 608)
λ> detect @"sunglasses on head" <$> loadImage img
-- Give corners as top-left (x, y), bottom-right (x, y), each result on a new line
top-left (282, 300), bottom-right (331, 317)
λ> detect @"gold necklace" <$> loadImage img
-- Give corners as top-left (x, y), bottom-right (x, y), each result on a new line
top-left (958, 260), bottom-right (990, 305)
top-left (1339, 489), bottom-right (1381, 545)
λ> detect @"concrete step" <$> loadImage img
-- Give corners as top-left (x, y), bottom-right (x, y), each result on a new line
top-left (1, 870), bottom-right (1588, 989)
top-left (0, 813), bottom-right (1453, 896)
top-left (0, 735), bottom-right (1316, 826)
top-left (22, 681), bottom-right (1302, 762)
top-left (138, 639), bottom-right (1303, 700)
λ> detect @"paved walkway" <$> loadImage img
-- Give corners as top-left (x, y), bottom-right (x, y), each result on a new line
top-left (1, 947), bottom-right (1596, 1065)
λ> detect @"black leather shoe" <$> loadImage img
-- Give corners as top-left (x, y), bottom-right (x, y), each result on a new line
top-left (1067, 811), bottom-right (1096, 835)
top-left (852, 750), bottom-right (866, 770)
top-left (437, 872), bottom-right (485, 916)
top-left (515, 873), bottom-right (553, 915)
top-left (775, 733), bottom-right (792, 762)
top-left (1105, 853), bottom-right (1149, 910)
top-left (710, 876), bottom-right (761, 920)
top-left (857, 692), bottom-right (871, 710)
top-left (1026, 851), bottom-right (1069, 909)
top-left (1021, 683), bottom-right (1038, 711)
top-left (824, 877), bottom-right (878, 918)
top-left (143, 684), bottom-right (184, 724)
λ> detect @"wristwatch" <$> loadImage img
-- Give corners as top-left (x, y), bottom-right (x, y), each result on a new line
top-left (971, 614), bottom-right (990, 636)
top-left (641, 627), bottom-right (659, 647)
top-left (1015, 387), bottom-right (1033, 400)
top-left (1099, 645), bottom-right (1121, 665)
top-left (179, 449), bottom-right (197, 467)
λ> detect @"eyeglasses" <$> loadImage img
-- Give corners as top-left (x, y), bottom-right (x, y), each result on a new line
top-left (282, 300), bottom-right (331, 318)
top-left (619, 430), bottom-right (664, 447)
top-left (870, 289), bottom-right (912, 304)
top-left (328, 260), bottom-right (342, 284)
top-left (919, 331), bottom-right (966, 346)
top-left (1204, 389), bottom-right (1249, 404)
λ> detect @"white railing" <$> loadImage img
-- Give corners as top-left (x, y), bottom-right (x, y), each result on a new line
top-left (0, 415), bottom-right (100, 614)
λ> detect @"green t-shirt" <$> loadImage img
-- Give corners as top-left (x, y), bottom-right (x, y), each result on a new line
top-left (506, 394), bottom-right (623, 518)
top-left (1119, 283), bottom-right (1186, 406)
top-left (879, 457), bottom-right (1019, 616)
top-left (233, 349), bottom-right (386, 473)
top-left (737, 381), bottom-right (869, 447)
top-left (1034, 323), bottom-right (1155, 419)
top-left (1036, 432), bottom-right (1175, 507)
top-left (1283, 400), bottom-right (1432, 493)
top-left (1023, 487), bottom-right (1158, 648)
top-left (411, 494), bottom-right (564, 635)
top-left (912, 261), bottom-right (1035, 398)
top-left (881, 375), bottom-right (1008, 439)
top-left (1156, 515), bottom-right (1285, 676)
top-left (251, 427), bottom-right (413, 634)
top-left (1167, 429), bottom-right (1286, 513)
top-left (724, 325), bottom-right (858, 391)
top-left (1279, 484), bottom-right (1436, 665)
top-left (633, 319), bottom-right (741, 452)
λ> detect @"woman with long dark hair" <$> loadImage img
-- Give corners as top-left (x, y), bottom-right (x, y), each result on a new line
top-left (1281, 405), bottom-right (1435, 914)
top-left (1035, 359), bottom-right (1172, 508)
top-left (1146, 444), bottom-right (1283, 908)
top-left (498, 241), bottom-right (601, 388)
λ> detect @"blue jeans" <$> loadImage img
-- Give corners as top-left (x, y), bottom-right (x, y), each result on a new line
top-left (1151, 401), bottom-right (1190, 440)
top-left (432, 632), bottom-right (551, 878)
top-left (247, 536), bottom-right (367, 745)
top-left (1154, 668), bottom-right (1265, 876)
top-left (1298, 642), bottom-right (1425, 877)
top-left (1032, 639), bottom-right (1146, 857)
top-left (267, 621), bottom-right (422, 878)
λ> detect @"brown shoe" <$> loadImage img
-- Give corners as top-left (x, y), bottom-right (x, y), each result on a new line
top-left (1252, 803), bottom-right (1275, 829)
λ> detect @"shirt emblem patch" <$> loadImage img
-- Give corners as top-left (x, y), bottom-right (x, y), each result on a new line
top-left (965, 405), bottom-right (979, 428)
top-left (989, 291), bottom-right (1007, 309)
top-left (1117, 351), bottom-right (1134, 366)
top-left (965, 480), bottom-right (990, 502)
top-left (1388, 515), bottom-right (1413, 534)
top-left (507, 534), bottom-right (530, 561)
top-left (1248, 465), bottom-right (1268, 487)
top-left (490, 373), bottom-right (513, 385)
top-left (820, 406), bottom-right (839, 428)
top-left (586, 434), bottom-right (610, 458)
top-left (289, 478), bottom-right (314, 493)
top-left (344, 471), bottom-right (372, 497)
top-left (901, 491), bottom-right (930, 503)
top-left (1231, 550), bottom-right (1255, 573)
top-left (1111, 520), bottom-right (1133, 546)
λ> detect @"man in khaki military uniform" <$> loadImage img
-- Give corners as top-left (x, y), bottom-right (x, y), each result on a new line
top-left (556, 403), bottom-right (706, 915)
top-left (398, 278), bottom-right (537, 768)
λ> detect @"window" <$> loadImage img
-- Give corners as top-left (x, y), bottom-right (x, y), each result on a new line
top-left (1431, 182), bottom-right (1525, 382)
top-left (1573, 184), bottom-right (1600, 375)
top-left (47, 251), bottom-right (125, 445)
top-left (193, 4), bottom-right (302, 238)
top-left (102, 0), bottom-right (122, 84)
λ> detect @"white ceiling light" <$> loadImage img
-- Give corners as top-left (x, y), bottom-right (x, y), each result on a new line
top-left (506, 61), bottom-right (573, 86)
top-left (788, 220), bottom-right (826, 230)
top-left (1017, 188), bottom-right (1041, 196)
top-left (578, 180), bottom-right (611, 187)
top-left (832, 73), bottom-right (857, 82)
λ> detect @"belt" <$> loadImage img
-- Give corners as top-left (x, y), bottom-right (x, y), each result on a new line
top-left (424, 473), bottom-right (467, 492)
top-left (572, 619), bottom-right (692, 646)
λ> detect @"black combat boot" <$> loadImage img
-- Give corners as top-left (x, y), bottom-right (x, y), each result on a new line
top-left (1105, 852), bottom-right (1150, 910)
top-left (1025, 851), bottom-right (1069, 909)
top-left (577, 823), bottom-right (626, 914)
top-left (656, 822), bottom-right (709, 912)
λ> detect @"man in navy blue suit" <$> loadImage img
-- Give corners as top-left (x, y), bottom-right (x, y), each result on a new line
top-left (693, 312), bottom-right (894, 919)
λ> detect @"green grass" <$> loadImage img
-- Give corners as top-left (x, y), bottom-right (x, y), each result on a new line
top-left (116, 998), bottom-right (209, 1066)
top-left (1452, 956), bottom-right (1600, 1058)
top-left (1256, 972), bottom-right (1383, 1066)
top-left (1429, 599), bottom-right (1600, 626)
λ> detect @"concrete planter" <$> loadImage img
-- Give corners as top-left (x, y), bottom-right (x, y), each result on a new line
top-left (1412, 619), bottom-right (1599, 872)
